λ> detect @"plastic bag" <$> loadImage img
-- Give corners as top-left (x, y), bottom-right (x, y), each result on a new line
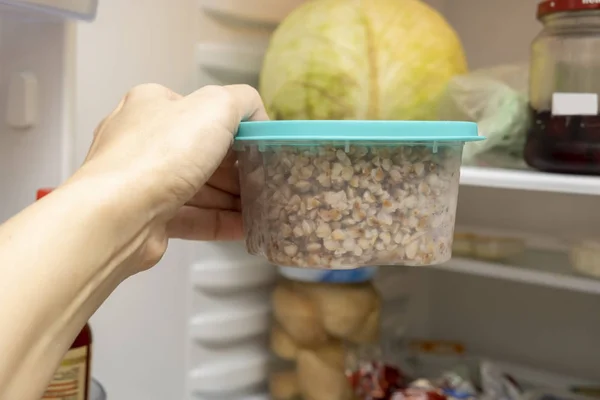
top-left (437, 64), bottom-right (530, 169)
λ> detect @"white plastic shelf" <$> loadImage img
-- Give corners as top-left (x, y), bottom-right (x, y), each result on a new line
top-left (186, 243), bottom-right (276, 400)
top-left (196, 43), bottom-right (268, 77)
top-left (189, 305), bottom-right (271, 344)
top-left (199, 0), bottom-right (302, 27)
top-left (460, 166), bottom-right (600, 196)
top-left (435, 248), bottom-right (600, 296)
top-left (188, 350), bottom-right (269, 394)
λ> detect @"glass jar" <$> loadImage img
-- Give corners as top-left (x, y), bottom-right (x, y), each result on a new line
top-left (268, 267), bottom-right (409, 400)
top-left (90, 379), bottom-right (107, 400)
top-left (525, 0), bottom-right (600, 175)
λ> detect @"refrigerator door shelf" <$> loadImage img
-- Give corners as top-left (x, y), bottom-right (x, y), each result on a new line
top-left (189, 352), bottom-right (269, 394)
top-left (189, 306), bottom-right (271, 345)
top-left (191, 260), bottom-right (276, 292)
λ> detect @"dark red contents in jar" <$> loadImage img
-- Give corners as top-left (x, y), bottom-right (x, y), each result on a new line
top-left (348, 362), bottom-right (406, 400)
top-left (525, 107), bottom-right (600, 175)
top-left (391, 388), bottom-right (448, 400)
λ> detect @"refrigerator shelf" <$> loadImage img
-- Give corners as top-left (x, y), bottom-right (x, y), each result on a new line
top-left (199, 0), bottom-right (302, 27)
top-left (460, 167), bottom-right (600, 196)
top-left (196, 43), bottom-right (267, 77)
top-left (438, 248), bottom-right (600, 296)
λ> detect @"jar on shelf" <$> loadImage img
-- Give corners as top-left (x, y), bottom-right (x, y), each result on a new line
top-left (268, 266), bottom-right (408, 400)
top-left (525, 0), bottom-right (600, 175)
top-left (91, 379), bottom-right (107, 400)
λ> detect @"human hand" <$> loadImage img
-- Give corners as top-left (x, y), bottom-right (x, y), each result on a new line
top-left (71, 83), bottom-right (268, 271)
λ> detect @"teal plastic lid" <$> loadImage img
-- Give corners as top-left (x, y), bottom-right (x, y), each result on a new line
top-left (235, 120), bottom-right (483, 142)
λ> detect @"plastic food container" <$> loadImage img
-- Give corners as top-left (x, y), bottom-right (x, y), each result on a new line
top-left (525, 0), bottom-right (600, 175)
top-left (269, 267), bottom-right (381, 400)
top-left (234, 121), bottom-right (482, 269)
top-left (570, 239), bottom-right (600, 278)
top-left (452, 228), bottom-right (526, 261)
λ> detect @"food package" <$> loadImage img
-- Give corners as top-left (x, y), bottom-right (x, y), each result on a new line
top-left (570, 239), bottom-right (600, 278)
top-left (479, 361), bottom-right (522, 400)
top-left (438, 64), bottom-right (530, 169)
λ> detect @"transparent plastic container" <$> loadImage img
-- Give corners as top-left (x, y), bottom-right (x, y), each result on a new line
top-left (234, 121), bottom-right (482, 269)
top-left (525, 1), bottom-right (600, 175)
top-left (268, 267), bottom-right (382, 400)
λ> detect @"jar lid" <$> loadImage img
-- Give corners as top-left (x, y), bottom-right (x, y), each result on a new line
top-left (36, 188), bottom-right (54, 200)
top-left (538, 0), bottom-right (600, 19)
top-left (278, 266), bottom-right (378, 283)
top-left (235, 120), bottom-right (483, 143)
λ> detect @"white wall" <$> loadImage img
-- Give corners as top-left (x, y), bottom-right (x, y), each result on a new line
top-left (75, 0), bottom-right (198, 399)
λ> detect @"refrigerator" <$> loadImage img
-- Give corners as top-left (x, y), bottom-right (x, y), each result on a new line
top-left (1, 0), bottom-right (599, 399)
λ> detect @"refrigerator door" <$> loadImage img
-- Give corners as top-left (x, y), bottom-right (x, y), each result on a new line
top-left (0, 0), bottom-right (97, 20)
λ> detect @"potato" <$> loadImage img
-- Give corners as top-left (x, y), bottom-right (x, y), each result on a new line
top-left (302, 282), bottom-right (380, 340)
top-left (270, 323), bottom-right (299, 361)
top-left (270, 370), bottom-right (300, 400)
top-left (272, 281), bottom-right (328, 346)
top-left (297, 344), bottom-right (352, 400)
top-left (346, 296), bottom-right (381, 344)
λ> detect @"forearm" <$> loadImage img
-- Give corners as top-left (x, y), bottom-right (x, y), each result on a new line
top-left (0, 175), bottom-right (155, 400)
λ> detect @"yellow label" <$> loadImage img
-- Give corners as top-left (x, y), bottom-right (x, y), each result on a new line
top-left (42, 345), bottom-right (88, 400)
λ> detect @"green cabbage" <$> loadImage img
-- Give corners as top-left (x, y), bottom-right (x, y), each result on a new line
top-left (260, 0), bottom-right (468, 121)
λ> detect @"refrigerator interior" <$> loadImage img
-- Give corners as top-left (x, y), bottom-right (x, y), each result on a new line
top-left (0, 0), bottom-right (598, 399)
top-left (192, 0), bottom-right (600, 398)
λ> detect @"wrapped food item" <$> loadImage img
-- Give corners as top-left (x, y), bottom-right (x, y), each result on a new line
top-left (480, 360), bottom-right (522, 400)
top-left (392, 388), bottom-right (447, 400)
top-left (437, 64), bottom-right (530, 169)
top-left (437, 372), bottom-right (477, 399)
top-left (346, 342), bottom-right (406, 400)
top-left (452, 228), bottom-right (525, 262)
top-left (348, 360), bottom-right (406, 400)
top-left (570, 239), bottom-right (600, 278)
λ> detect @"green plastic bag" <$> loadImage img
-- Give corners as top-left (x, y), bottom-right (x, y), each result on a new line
top-left (438, 64), bottom-right (530, 169)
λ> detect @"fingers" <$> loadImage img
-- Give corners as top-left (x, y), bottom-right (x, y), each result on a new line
top-left (167, 206), bottom-right (243, 241)
top-left (182, 84), bottom-right (269, 132)
top-left (206, 164), bottom-right (240, 195)
top-left (186, 185), bottom-right (241, 211)
top-left (224, 84), bottom-right (270, 122)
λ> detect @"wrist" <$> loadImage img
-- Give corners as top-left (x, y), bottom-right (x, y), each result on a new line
top-left (63, 163), bottom-right (170, 270)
